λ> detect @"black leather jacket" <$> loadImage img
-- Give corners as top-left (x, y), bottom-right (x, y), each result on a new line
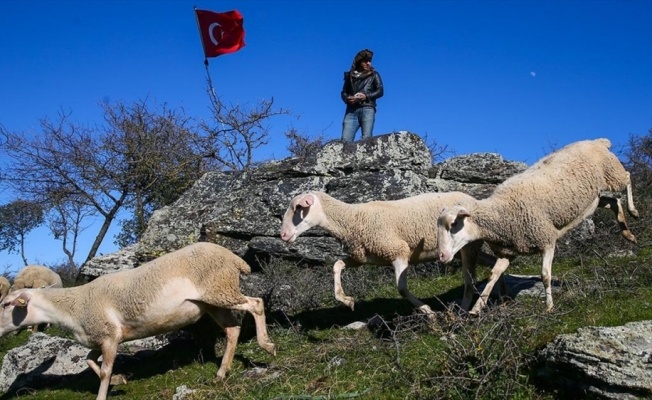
top-left (341, 70), bottom-right (384, 111)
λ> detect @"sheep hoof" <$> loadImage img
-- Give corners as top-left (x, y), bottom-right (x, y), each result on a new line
top-left (342, 297), bottom-right (355, 311)
top-left (468, 308), bottom-right (481, 318)
top-left (214, 370), bottom-right (228, 382)
top-left (498, 295), bottom-right (513, 304)
top-left (425, 312), bottom-right (438, 323)
top-left (264, 343), bottom-right (277, 356)
top-left (623, 231), bottom-right (637, 244)
top-left (110, 374), bottom-right (128, 386)
top-left (418, 304), bottom-right (434, 315)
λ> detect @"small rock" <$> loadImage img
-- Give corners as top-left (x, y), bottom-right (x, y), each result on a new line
top-left (342, 321), bottom-right (368, 330)
top-left (328, 356), bottom-right (345, 367)
top-left (173, 384), bottom-right (197, 400)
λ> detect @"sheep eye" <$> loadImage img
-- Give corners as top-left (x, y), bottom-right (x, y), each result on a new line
top-left (451, 221), bottom-right (458, 229)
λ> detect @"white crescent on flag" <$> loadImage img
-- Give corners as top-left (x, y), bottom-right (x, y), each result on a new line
top-left (208, 22), bottom-right (222, 46)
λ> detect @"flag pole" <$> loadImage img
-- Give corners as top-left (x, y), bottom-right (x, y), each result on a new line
top-left (193, 5), bottom-right (209, 67)
top-left (194, 6), bottom-right (220, 112)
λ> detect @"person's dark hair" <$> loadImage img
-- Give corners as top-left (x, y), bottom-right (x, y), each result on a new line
top-left (351, 49), bottom-right (374, 72)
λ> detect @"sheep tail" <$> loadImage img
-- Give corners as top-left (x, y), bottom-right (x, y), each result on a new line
top-left (235, 258), bottom-right (251, 275)
top-left (596, 138), bottom-right (612, 148)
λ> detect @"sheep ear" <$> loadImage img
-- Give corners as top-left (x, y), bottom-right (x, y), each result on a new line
top-left (11, 293), bottom-right (30, 307)
top-left (297, 194), bottom-right (315, 208)
top-left (457, 208), bottom-right (470, 219)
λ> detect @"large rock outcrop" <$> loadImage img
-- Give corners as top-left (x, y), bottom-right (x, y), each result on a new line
top-left (0, 331), bottom-right (195, 395)
top-left (539, 320), bottom-right (652, 399)
top-left (0, 333), bottom-right (90, 393)
top-left (79, 131), bottom-right (527, 280)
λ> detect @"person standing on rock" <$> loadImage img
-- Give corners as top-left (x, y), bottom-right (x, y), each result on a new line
top-left (340, 49), bottom-right (384, 142)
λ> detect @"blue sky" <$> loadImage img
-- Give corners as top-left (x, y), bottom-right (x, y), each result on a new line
top-left (1, 0), bottom-right (651, 271)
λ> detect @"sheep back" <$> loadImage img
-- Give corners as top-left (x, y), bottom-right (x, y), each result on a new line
top-left (76, 242), bottom-right (251, 325)
top-left (475, 138), bottom-right (630, 251)
top-left (12, 265), bottom-right (63, 290)
top-left (316, 191), bottom-right (474, 263)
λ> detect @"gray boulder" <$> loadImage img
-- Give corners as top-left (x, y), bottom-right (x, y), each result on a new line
top-left (78, 131), bottom-right (527, 280)
top-left (79, 244), bottom-right (141, 278)
top-left (429, 153), bottom-right (528, 199)
top-left (479, 274), bottom-right (561, 299)
top-left (538, 320), bottom-right (652, 399)
top-left (0, 333), bottom-right (90, 393)
top-left (0, 332), bottom-right (190, 394)
top-left (432, 152), bottom-right (528, 184)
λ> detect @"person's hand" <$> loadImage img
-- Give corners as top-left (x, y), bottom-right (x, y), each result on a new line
top-left (346, 96), bottom-right (357, 104)
top-left (355, 93), bottom-right (367, 100)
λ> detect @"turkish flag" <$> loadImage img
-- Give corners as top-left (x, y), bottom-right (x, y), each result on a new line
top-left (195, 9), bottom-right (245, 58)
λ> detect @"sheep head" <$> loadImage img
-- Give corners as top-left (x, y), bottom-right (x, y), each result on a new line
top-left (437, 205), bottom-right (473, 263)
top-left (280, 192), bottom-right (323, 243)
top-left (0, 290), bottom-right (33, 337)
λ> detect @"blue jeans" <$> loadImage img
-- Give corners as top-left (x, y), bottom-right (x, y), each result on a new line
top-left (341, 107), bottom-right (375, 142)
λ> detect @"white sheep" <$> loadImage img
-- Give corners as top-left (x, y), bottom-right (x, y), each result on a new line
top-left (280, 191), bottom-right (505, 314)
top-left (0, 276), bottom-right (9, 303)
top-left (10, 265), bottom-right (63, 333)
top-left (11, 264), bottom-right (63, 290)
top-left (0, 242), bottom-right (276, 400)
top-left (437, 138), bottom-right (639, 315)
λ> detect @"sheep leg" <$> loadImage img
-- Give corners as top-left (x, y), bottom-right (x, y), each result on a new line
top-left (626, 174), bottom-right (639, 218)
top-left (462, 244), bottom-right (507, 310)
top-left (469, 258), bottom-right (510, 316)
top-left (497, 275), bottom-right (508, 302)
top-left (86, 349), bottom-right (102, 378)
top-left (393, 258), bottom-right (433, 315)
top-left (541, 246), bottom-right (556, 312)
top-left (460, 247), bottom-right (479, 312)
top-left (30, 322), bottom-right (50, 333)
top-left (333, 258), bottom-right (357, 310)
top-left (598, 196), bottom-right (637, 243)
top-left (95, 343), bottom-right (118, 400)
top-left (230, 296), bottom-right (276, 356)
top-left (477, 251), bottom-right (508, 302)
top-left (207, 308), bottom-right (242, 380)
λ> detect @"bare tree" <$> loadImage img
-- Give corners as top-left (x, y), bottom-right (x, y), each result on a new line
top-left (626, 129), bottom-right (652, 194)
top-left (200, 86), bottom-right (293, 170)
top-left (0, 113), bottom-right (110, 263)
top-left (0, 199), bottom-right (44, 266)
top-left (47, 192), bottom-right (93, 268)
top-left (422, 132), bottom-right (454, 163)
top-left (285, 127), bottom-right (324, 160)
top-left (1, 92), bottom-right (296, 263)
top-left (99, 99), bottom-right (208, 247)
top-left (0, 99), bottom-right (205, 263)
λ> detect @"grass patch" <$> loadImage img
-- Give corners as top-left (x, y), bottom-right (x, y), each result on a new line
top-left (2, 249), bottom-right (652, 399)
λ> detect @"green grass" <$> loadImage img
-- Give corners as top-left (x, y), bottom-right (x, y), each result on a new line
top-left (2, 249), bottom-right (652, 399)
